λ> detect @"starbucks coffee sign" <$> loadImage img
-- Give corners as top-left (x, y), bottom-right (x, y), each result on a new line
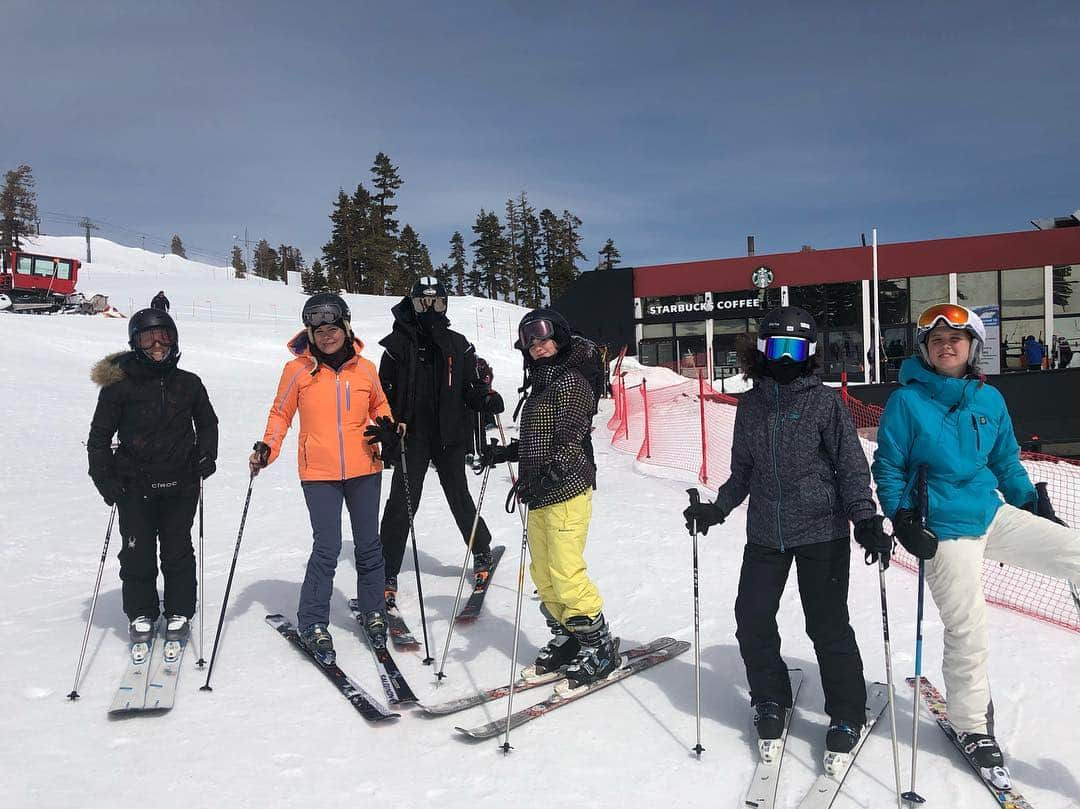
top-left (644, 292), bottom-right (763, 320)
top-left (751, 265), bottom-right (774, 289)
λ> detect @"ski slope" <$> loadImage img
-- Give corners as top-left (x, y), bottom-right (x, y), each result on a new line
top-left (1, 237), bottom-right (1077, 808)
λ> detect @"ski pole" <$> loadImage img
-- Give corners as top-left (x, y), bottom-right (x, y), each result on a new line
top-left (196, 480), bottom-right (207, 668)
top-left (500, 509), bottom-right (530, 754)
top-left (398, 438), bottom-right (435, 665)
top-left (902, 465), bottom-right (930, 806)
top-left (67, 504), bottom-right (117, 700)
top-left (878, 557), bottom-right (905, 809)
top-left (436, 456), bottom-right (493, 681)
top-left (1070, 580), bottom-right (1080, 622)
top-left (686, 488), bottom-right (705, 756)
top-left (494, 414), bottom-right (526, 527)
top-left (201, 470), bottom-right (255, 692)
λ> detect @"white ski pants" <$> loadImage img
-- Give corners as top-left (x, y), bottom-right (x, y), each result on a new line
top-left (924, 503), bottom-right (1080, 734)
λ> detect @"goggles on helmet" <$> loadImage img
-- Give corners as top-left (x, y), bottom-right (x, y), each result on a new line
top-left (302, 302), bottom-right (344, 327)
top-left (519, 318), bottom-right (556, 348)
top-left (917, 303), bottom-right (975, 332)
top-left (411, 295), bottom-right (447, 314)
top-left (762, 335), bottom-right (810, 362)
top-left (135, 327), bottom-right (175, 350)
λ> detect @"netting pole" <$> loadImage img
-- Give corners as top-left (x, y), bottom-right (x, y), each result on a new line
top-left (641, 378), bottom-right (651, 458)
top-left (698, 369), bottom-right (708, 485)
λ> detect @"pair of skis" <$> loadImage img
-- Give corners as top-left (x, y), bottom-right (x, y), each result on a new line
top-left (432, 637), bottom-right (689, 740)
top-left (108, 624), bottom-right (188, 715)
top-left (743, 670), bottom-right (891, 809)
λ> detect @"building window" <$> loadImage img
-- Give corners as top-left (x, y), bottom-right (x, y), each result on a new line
top-left (909, 275), bottom-right (950, 320)
top-left (788, 284), bottom-right (826, 323)
top-left (879, 278), bottom-right (909, 325)
top-left (1001, 267), bottom-right (1044, 318)
top-left (675, 321), bottom-right (706, 337)
top-left (1053, 265), bottom-right (1078, 315)
top-left (642, 323), bottom-right (673, 339)
top-left (824, 283), bottom-right (862, 327)
top-left (957, 270), bottom-right (998, 310)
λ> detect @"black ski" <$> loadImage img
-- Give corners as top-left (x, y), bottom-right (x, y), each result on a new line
top-left (347, 600), bottom-right (418, 705)
top-left (386, 606), bottom-right (420, 649)
top-left (457, 544), bottom-right (506, 621)
top-left (454, 638), bottom-right (689, 740)
top-left (265, 614), bottom-right (399, 722)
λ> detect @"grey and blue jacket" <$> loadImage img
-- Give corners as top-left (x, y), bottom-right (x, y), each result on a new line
top-left (713, 374), bottom-right (877, 550)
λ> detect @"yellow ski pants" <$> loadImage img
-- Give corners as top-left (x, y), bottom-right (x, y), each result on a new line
top-left (527, 490), bottom-right (603, 624)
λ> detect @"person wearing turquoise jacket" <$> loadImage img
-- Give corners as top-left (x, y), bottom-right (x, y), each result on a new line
top-left (873, 303), bottom-right (1080, 789)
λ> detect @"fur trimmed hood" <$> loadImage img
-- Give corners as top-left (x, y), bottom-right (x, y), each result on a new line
top-left (90, 352), bottom-right (130, 388)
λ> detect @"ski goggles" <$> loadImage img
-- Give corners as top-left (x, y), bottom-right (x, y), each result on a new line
top-left (763, 335), bottom-right (811, 362)
top-left (302, 303), bottom-right (344, 327)
top-left (411, 295), bottom-right (447, 314)
top-left (135, 328), bottom-right (174, 349)
top-left (916, 303), bottom-right (974, 331)
top-left (519, 318), bottom-right (556, 348)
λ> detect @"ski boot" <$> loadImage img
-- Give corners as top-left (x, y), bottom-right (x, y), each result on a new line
top-left (384, 576), bottom-right (398, 611)
top-left (299, 623), bottom-right (336, 666)
top-left (823, 720), bottom-right (864, 775)
top-left (957, 732), bottom-right (1011, 789)
top-left (472, 549), bottom-right (494, 590)
top-left (128, 616), bottom-right (156, 665)
top-left (163, 615), bottom-right (190, 663)
top-left (562, 613), bottom-right (621, 691)
top-left (524, 610), bottom-right (580, 680)
top-left (753, 701), bottom-right (787, 763)
top-left (364, 610), bottom-right (388, 650)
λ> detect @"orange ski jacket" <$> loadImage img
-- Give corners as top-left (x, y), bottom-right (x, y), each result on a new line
top-left (260, 331), bottom-right (393, 481)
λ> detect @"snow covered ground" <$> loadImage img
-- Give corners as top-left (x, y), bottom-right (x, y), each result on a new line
top-left (2, 238), bottom-right (1077, 808)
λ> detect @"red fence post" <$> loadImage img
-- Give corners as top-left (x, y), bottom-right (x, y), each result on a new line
top-left (640, 378), bottom-right (651, 458)
top-left (622, 374), bottom-right (630, 441)
top-left (698, 369), bottom-right (708, 484)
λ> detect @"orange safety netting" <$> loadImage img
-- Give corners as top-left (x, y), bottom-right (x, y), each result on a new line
top-left (609, 370), bottom-right (1080, 633)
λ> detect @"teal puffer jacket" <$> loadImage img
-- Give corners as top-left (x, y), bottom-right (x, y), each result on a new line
top-left (872, 357), bottom-right (1035, 539)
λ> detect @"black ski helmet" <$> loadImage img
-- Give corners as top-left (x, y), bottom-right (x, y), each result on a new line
top-left (756, 306), bottom-right (818, 357)
top-left (515, 307), bottom-right (572, 358)
top-left (410, 275), bottom-right (449, 314)
top-left (128, 307), bottom-right (179, 364)
top-left (301, 293), bottom-right (352, 334)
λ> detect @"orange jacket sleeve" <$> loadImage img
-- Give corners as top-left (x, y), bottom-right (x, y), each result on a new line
top-left (262, 360), bottom-right (306, 465)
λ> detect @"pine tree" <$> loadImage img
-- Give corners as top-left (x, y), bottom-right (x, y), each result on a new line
top-left (278, 244), bottom-right (305, 285)
top-left (324, 190), bottom-right (357, 292)
top-left (393, 224), bottom-right (434, 294)
top-left (547, 210), bottom-right (585, 302)
top-left (369, 152), bottom-right (403, 294)
top-left (516, 192), bottom-right (543, 307)
top-left (597, 237), bottom-right (621, 270)
top-left (170, 235), bottom-right (187, 258)
top-left (253, 239), bottom-right (279, 280)
top-left (448, 231), bottom-right (467, 295)
top-left (303, 258), bottom-right (330, 294)
top-left (0, 164), bottom-right (37, 251)
top-left (230, 245), bottom-right (247, 279)
top-left (470, 209), bottom-right (510, 299)
top-left (504, 197), bottom-right (521, 304)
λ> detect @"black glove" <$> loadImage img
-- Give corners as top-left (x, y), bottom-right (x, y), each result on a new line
top-left (195, 454), bottom-right (216, 480)
top-left (481, 438), bottom-right (519, 468)
top-left (484, 390), bottom-right (505, 415)
top-left (94, 476), bottom-right (125, 507)
top-left (251, 441), bottom-right (271, 471)
top-left (514, 464), bottom-right (564, 506)
top-left (683, 500), bottom-right (728, 535)
top-left (1024, 482), bottom-right (1067, 526)
top-left (364, 415), bottom-right (401, 463)
top-left (892, 509), bottom-right (938, 560)
top-left (854, 515), bottom-right (894, 568)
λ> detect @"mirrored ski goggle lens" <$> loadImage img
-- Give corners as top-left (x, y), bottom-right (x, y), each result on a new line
top-left (764, 336), bottom-right (809, 362)
top-left (302, 304), bottom-right (343, 327)
top-left (519, 319), bottom-right (556, 347)
top-left (136, 328), bottom-right (174, 349)
top-left (412, 296), bottom-right (447, 314)
top-left (917, 304), bottom-right (971, 329)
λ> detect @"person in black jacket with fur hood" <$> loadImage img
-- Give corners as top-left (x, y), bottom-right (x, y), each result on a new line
top-left (377, 277), bottom-right (504, 605)
top-left (86, 309), bottom-right (218, 651)
top-left (683, 306), bottom-right (892, 773)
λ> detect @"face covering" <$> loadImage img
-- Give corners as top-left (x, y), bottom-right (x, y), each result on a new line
top-left (766, 358), bottom-right (805, 385)
top-left (417, 308), bottom-right (448, 332)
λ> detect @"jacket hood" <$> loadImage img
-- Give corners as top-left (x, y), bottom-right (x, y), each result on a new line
top-left (528, 334), bottom-right (594, 390)
top-left (898, 356), bottom-right (979, 410)
top-left (287, 330), bottom-right (365, 358)
top-left (90, 351), bottom-right (130, 388)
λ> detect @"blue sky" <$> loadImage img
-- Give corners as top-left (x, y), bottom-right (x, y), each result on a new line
top-left (6, 0), bottom-right (1079, 271)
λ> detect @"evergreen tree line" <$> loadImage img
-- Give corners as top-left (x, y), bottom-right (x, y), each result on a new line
top-left (310, 152), bottom-right (622, 304)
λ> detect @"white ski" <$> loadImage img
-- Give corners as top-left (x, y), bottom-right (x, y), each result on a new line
top-left (144, 638), bottom-right (187, 711)
top-left (744, 669), bottom-right (804, 809)
top-left (108, 634), bottom-right (158, 714)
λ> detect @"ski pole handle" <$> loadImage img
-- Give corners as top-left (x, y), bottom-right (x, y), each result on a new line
top-left (686, 488), bottom-right (701, 536)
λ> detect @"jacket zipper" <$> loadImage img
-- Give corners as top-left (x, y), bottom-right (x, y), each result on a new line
top-left (160, 377), bottom-right (166, 419)
top-left (345, 380), bottom-right (351, 411)
top-left (448, 356), bottom-right (453, 388)
top-left (334, 374), bottom-right (346, 480)
top-left (971, 413), bottom-right (980, 451)
top-left (772, 382), bottom-right (784, 551)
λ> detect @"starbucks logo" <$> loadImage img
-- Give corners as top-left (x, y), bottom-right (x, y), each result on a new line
top-left (751, 265), bottom-right (774, 289)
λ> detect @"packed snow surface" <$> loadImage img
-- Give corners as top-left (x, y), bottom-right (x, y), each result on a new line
top-left (2, 237), bottom-right (1077, 808)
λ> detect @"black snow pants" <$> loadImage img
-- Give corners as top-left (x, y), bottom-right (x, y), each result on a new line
top-left (380, 437), bottom-right (491, 580)
top-left (116, 484), bottom-right (200, 621)
top-left (734, 538), bottom-right (867, 726)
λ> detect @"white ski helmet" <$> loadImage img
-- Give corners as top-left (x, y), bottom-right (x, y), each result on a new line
top-left (915, 304), bottom-right (986, 370)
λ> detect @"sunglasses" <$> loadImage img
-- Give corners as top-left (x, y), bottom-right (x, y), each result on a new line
top-left (302, 303), bottom-right (344, 327)
top-left (411, 296), bottom-right (447, 314)
top-left (917, 304), bottom-right (973, 330)
top-left (763, 336), bottom-right (810, 362)
top-left (135, 328), bottom-right (174, 350)
top-left (519, 318), bottom-right (555, 348)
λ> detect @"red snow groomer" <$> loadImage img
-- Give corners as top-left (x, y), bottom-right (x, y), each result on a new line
top-left (0, 248), bottom-right (85, 313)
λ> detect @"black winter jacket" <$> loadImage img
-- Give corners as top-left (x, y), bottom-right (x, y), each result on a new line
top-left (518, 337), bottom-right (597, 510)
top-left (713, 374), bottom-right (875, 550)
top-left (87, 352), bottom-right (218, 494)
top-left (378, 298), bottom-right (487, 449)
